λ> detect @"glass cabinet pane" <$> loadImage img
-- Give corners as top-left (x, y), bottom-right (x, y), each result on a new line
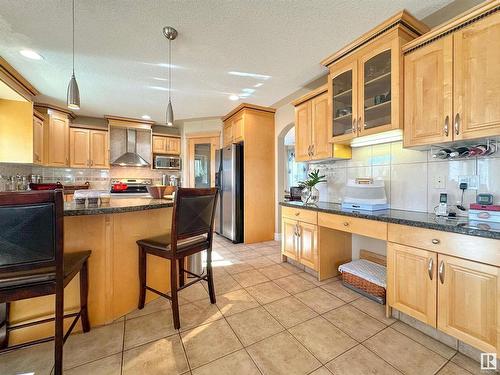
top-left (194, 143), bottom-right (211, 188)
top-left (332, 70), bottom-right (353, 137)
top-left (363, 49), bottom-right (391, 130)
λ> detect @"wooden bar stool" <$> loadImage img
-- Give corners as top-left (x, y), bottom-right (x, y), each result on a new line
top-left (0, 190), bottom-right (91, 375)
top-left (137, 188), bottom-right (219, 329)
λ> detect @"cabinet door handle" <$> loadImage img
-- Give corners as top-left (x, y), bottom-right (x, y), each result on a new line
top-left (443, 115), bottom-right (449, 136)
top-left (431, 239), bottom-right (440, 245)
top-left (438, 260), bottom-right (445, 284)
top-left (343, 221), bottom-right (349, 226)
top-left (427, 258), bottom-right (434, 280)
top-left (454, 113), bottom-right (460, 136)
top-left (307, 145), bottom-right (312, 156)
top-left (296, 224), bottom-right (301, 237)
top-left (311, 144), bottom-right (315, 155)
top-left (352, 118), bottom-right (357, 134)
top-left (358, 116), bottom-right (362, 132)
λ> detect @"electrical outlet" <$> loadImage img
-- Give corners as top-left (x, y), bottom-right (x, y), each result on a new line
top-left (433, 175), bottom-right (446, 189)
top-left (458, 175), bottom-right (479, 190)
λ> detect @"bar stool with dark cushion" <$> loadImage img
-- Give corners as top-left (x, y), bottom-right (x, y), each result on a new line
top-left (0, 190), bottom-right (91, 375)
top-left (137, 187), bottom-right (219, 329)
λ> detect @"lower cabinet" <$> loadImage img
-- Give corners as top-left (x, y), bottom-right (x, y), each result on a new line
top-left (281, 217), bottom-right (318, 270)
top-left (388, 242), bottom-right (499, 353)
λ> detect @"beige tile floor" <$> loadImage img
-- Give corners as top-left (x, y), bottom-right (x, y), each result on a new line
top-left (0, 235), bottom-right (492, 375)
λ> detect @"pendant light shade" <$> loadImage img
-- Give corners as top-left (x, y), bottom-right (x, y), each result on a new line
top-left (67, 73), bottom-right (80, 109)
top-left (67, 0), bottom-right (80, 110)
top-left (163, 26), bottom-right (177, 127)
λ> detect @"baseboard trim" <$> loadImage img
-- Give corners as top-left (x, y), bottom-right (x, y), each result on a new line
top-left (274, 233), bottom-right (281, 241)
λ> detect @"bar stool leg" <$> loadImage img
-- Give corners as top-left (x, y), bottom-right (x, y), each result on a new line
top-left (138, 246), bottom-right (147, 310)
top-left (206, 248), bottom-right (216, 304)
top-left (178, 258), bottom-right (185, 288)
top-left (79, 260), bottom-right (91, 333)
top-left (0, 302), bottom-right (9, 349)
top-left (170, 259), bottom-right (180, 330)
top-left (54, 284), bottom-right (64, 375)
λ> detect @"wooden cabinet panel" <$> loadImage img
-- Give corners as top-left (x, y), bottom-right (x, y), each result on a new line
top-left (295, 101), bottom-right (312, 162)
top-left (298, 222), bottom-right (318, 271)
top-left (152, 135), bottom-right (167, 154)
top-left (318, 212), bottom-right (387, 240)
top-left (437, 254), bottom-right (499, 353)
top-left (311, 92), bottom-right (331, 160)
top-left (166, 137), bottom-right (181, 155)
top-left (282, 218), bottom-right (298, 260)
top-left (282, 206), bottom-right (317, 225)
top-left (47, 113), bottom-right (69, 167)
top-left (90, 130), bottom-right (108, 168)
top-left (223, 121), bottom-right (233, 146)
top-left (153, 135), bottom-right (181, 155)
top-left (232, 114), bottom-right (244, 143)
top-left (404, 35), bottom-right (453, 147)
top-left (387, 242), bottom-right (437, 327)
top-left (33, 116), bottom-right (44, 165)
top-left (70, 128), bottom-right (90, 168)
top-left (454, 12), bottom-right (500, 140)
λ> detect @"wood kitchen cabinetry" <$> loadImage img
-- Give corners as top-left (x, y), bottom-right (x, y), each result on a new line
top-left (321, 11), bottom-right (428, 144)
top-left (152, 135), bottom-right (181, 155)
top-left (222, 112), bottom-right (244, 146)
top-left (403, 4), bottom-right (500, 147)
top-left (281, 210), bottom-right (318, 270)
top-left (33, 110), bottom-right (44, 165)
top-left (70, 128), bottom-right (109, 168)
top-left (293, 85), bottom-right (351, 162)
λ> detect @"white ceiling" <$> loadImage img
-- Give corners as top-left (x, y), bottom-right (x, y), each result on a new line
top-left (0, 0), bottom-right (451, 122)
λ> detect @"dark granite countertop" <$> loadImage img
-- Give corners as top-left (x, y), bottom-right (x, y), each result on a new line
top-left (64, 198), bottom-right (174, 216)
top-left (280, 201), bottom-right (500, 240)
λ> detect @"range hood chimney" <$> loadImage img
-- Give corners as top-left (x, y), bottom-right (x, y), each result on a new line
top-left (111, 129), bottom-right (150, 167)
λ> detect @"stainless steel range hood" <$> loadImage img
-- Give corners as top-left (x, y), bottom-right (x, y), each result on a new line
top-left (111, 129), bottom-right (150, 167)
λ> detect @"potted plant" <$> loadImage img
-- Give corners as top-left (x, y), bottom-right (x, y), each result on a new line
top-left (298, 169), bottom-right (327, 205)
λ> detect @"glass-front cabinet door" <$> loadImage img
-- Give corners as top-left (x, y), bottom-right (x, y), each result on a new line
top-left (359, 44), bottom-right (394, 136)
top-left (330, 59), bottom-right (357, 143)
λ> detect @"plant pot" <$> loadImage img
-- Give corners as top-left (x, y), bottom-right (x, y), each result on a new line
top-left (301, 186), bottom-right (319, 205)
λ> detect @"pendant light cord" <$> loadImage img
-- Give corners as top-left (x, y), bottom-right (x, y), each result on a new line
top-left (72, 0), bottom-right (75, 74)
top-left (168, 38), bottom-right (172, 101)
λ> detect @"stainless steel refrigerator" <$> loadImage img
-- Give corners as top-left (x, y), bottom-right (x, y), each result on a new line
top-left (215, 143), bottom-right (243, 243)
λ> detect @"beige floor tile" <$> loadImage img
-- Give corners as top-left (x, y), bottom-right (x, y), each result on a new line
top-left (323, 304), bottom-right (385, 341)
top-left (226, 306), bottom-right (284, 346)
top-left (265, 253), bottom-right (283, 263)
top-left (122, 335), bottom-right (189, 375)
top-left (235, 251), bottom-right (262, 260)
top-left (224, 261), bottom-right (254, 275)
top-left (297, 272), bottom-right (339, 286)
top-left (295, 287), bottom-right (345, 314)
top-left (246, 281), bottom-right (291, 304)
top-left (179, 283), bottom-right (210, 305)
top-left (280, 262), bottom-right (304, 274)
top-left (247, 242), bottom-right (271, 249)
top-left (64, 321), bottom-right (124, 369)
top-left (263, 296), bottom-right (318, 328)
top-left (247, 331), bottom-right (321, 375)
top-left (191, 349), bottom-right (260, 375)
top-left (179, 299), bottom-right (223, 332)
top-left (0, 341), bottom-right (53, 375)
top-left (364, 328), bottom-right (448, 375)
top-left (309, 367), bottom-right (333, 375)
top-left (216, 289), bottom-right (259, 316)
top-left (181, 319), bottom-right (242, 369)
top-left (274, 274), bottom-right (316, 294)
top-left (65, 353), bottom-right (122, 375)
top-left (451, 353), bottom-right (497, 375)
top-left (126, 297), bottom-right (170, 320)
top-left (288, 316), bottom-right (357, 364)
top-left (232, 269), bottom-right (270, 287)
top-left (208, 275), bottom-right (242, 296)
top-left (391, 321), bottom-right (457, 359)
top-left (350, 296), bottom-right (395, 325)
top-left (258, 247), bottom-right (281, 256)
top-left (124, 309), bottom-right (178, 350)
top-left (246, 256), bottom-right (276, 269)
top-left (437, 362), bottom-right (473, 375)
top-left (258, 264), bottom-right (294, 280)
top-left (326, 345), bottom-right (401, 375)
top-left (320, 280), bottom-right (361, 302)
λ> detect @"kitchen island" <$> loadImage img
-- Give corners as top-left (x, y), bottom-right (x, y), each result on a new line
top-left (7, 198), bottom-right (174, 346)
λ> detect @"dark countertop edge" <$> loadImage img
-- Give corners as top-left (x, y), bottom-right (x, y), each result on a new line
top-left (279, 201), bottom-right (500, 240)
top-left (64, 202), bottom-right (174, 216)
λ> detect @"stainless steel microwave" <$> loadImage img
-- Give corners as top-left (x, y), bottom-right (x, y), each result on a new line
top-left (154, 155), bottom-right (181, 170)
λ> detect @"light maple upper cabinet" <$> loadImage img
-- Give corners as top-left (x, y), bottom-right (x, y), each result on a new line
top-left (437, 255), bottom-right (499, 354)
top-left (70, 128), bottom-right (109, 168)
top-left (33, 112), bottom-right (44, 165)
top-left (152, 135), bottom-right (181, 155)
top-left (322, 11), bottom-right (429, 145)
top-left (293, 86), bottom-right (351, 162)
top-left (46, 109), bottom-right (70, 167)
top-left (403, 3), bottom-right (500, 147)
top-left (222, 112), bottom-right (244, 146)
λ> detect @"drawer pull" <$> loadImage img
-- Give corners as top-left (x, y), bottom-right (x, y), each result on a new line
top-left (295, 212), bottom-right (300, 216)
top-left (431, 239), bottom-right (440, 245)
top-left (443, 115), bottom-right (449, 136)
top-left (438, 261), bottom-right (445, 284)
top-left (427, 258), bottom-right (434, 281)
top-left (343, 222), bottom-right (349, 226)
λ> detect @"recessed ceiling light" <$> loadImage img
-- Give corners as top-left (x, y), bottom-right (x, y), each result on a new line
top-left (19, 49), bottom-right (43, 60)
top-left (254, 83), bottom-right (263, 88)
top-left (229, 94), bottom-right (239, 101)
top-left (141, 115), bottom-right (151, 120)
top-left (242, 88), bottom-right (255, 94)
top-left (228, 71), bottom-right (271, 80)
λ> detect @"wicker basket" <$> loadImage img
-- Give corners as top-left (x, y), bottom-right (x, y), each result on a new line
top-left (341, 271), bottom-right (386, 304)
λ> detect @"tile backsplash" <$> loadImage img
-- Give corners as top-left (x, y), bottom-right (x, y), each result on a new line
top-left (309, 141), bottom-right (500, 215)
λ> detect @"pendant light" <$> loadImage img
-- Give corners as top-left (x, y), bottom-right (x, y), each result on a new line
top-left (67, 0), bottom-right (80, 110)
top-left (163, 26), bottom-right (177, 126)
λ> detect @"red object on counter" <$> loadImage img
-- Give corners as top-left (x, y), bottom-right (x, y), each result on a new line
top-left (111, 183), bottom-right (128, 192)
top-left (470, 203), bottom-right (500, 211)
top-left (29, 182), bottom-right (63, 190)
